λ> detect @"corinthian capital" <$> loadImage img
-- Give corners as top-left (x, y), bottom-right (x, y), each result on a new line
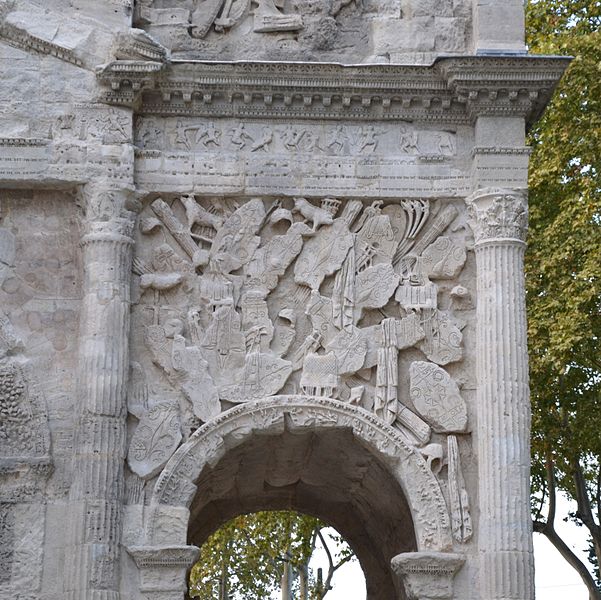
top-left (466, 188), bottom-right (528, 244)
top-left (79, 182), bottom-right (138, 239)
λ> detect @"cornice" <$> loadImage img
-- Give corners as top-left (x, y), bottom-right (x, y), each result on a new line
top-left (436, 55), bottom-right (571, 125)
top-left (0, 137), bottom-right (49, 147)
top-left (0, 20), bottom-right (83, 66)
top-left (96, 55), bottom-right (570, 125)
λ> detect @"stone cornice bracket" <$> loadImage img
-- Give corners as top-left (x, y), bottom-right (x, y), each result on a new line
top-left (437, 55), bottom-right (571, 128)
top-left (391, 552), bottom-right (465, 600)
top-left (0, 0), bottom-right (83, 67)
top-left (97, 29), bottom-right (169, 107)
top-left (466, 187), bottom-right (528, 246)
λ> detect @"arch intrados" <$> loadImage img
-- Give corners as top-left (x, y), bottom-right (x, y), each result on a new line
top-left (185, 426), bottom-right (416, 599)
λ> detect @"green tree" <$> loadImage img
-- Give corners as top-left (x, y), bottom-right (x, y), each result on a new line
top-left (189, 511), bottom-right (357, 600)
top-left (525, 2), bottom-right (601, 598)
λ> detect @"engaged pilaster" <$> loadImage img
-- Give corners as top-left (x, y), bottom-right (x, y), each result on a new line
top-left (467, 188), bottom-right (534, 600)
top-left (65, 183), bottom-right (136, 600)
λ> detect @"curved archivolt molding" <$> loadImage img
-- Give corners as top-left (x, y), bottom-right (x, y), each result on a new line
top-left (147, 395), bottom-right (453, 552)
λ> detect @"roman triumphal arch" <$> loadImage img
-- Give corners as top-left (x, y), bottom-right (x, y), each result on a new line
top-left (0, 1), bottom-right (568, 599)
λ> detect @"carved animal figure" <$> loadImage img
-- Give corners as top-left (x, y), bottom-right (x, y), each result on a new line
top-left (180, 195), bottom-right (224, 233)
top-left (292, 198), bottom-right (334, 231)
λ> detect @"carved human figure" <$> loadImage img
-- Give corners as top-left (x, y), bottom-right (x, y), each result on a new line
top-left (98, 108), bottom-right (129, 143)
top-left (250, 126), bottom-right (273, 152)
top-left (230, 123), bottom-right (254, 149)
top-left (327, 124), bottom-right (348, 153)
top-left (174, 120), bottom-right (193, 151)
top-left (197, 123), bottom-right (221, 148)
top-left (437, 132), bottom-right (455, 155)
top-left (399, 124), bottom-right (419, 154)
top-left (357, 125), bottom-right (380, 154)
top-left (281, 127), bottom-right (305, 152)
top-left (139, 119), bottom-right (162, 149)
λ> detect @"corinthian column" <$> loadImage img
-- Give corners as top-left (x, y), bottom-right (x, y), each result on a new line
top-left (467, 188), bottom-right (533, 600)
top-left (65, 183), bottom-right (136, 600)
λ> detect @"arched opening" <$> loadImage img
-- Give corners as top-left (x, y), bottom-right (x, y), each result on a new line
top-left (189, 509), bottom-right (366, 599)
top-left (187, 427), bottom-right (416, 599)
top-left (144, 397), bottom-right (454, 600)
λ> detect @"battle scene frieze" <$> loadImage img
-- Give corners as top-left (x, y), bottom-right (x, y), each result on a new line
top-left (134, 117), bottom-right (472, 197)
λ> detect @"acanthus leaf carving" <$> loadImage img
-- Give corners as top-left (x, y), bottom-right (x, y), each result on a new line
top-left (466, 188), bottom-right (528, 243)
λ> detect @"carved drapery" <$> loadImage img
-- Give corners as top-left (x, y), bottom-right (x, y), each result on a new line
top-left (65, 184), bottom-right (136, 600)
top-left (467, 187), bottom-right (534, 600)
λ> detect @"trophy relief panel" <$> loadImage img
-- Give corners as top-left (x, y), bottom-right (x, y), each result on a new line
top-left (127, 195), bottom-right (477, 543)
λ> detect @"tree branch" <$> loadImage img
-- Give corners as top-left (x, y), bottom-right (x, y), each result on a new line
top-left (317, 529), bottom-right (334, 574)
top-left (547, 457), bottom-right (557, 525)
top-left (332, 552), bottom-right (355, 573)
top-left (317, 529), bottom-right (336, 597)
top-left (533, 458), bottom-right (601, 600)
top-left (573, 457), bottom-right (601, 538)
top-left (596, 459), bottom-right (601, 527)
top-left (533, 474), bottom-right (548, 524)
top-left (535, 523), bottom-right (601, 600)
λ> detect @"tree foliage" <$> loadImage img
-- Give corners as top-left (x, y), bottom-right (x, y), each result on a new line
top-left (526, 1), bottom-right (601, 598)
top-left (189, 511), bottom-right (357, 600)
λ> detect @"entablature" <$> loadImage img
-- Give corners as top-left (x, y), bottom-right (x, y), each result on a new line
top-left (97, 55), bottom-right (569, 126)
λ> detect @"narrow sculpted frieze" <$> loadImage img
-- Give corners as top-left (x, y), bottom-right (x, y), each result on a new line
top-left (135, 118), bottom-right (459, 161)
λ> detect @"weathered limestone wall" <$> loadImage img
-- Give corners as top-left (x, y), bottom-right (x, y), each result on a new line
top-left (0, 191), bottom-right (81, 600)
top-left (0, 1), bottom-right (568, 599)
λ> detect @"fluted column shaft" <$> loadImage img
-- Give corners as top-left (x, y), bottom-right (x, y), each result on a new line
top-left (467, 188), bottom-right (534, 600)
top-left (65, 185), bottom-right (135, 600)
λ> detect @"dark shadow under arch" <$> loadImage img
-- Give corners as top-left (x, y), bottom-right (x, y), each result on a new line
top-left (187, 427), bottom-right (417, 599)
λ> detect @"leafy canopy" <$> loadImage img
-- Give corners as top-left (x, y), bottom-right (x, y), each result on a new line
top-left (526, 0), bottom-right (601, 492)
top-left (189, 510), bottom-right (357, 600)
top-left (526, 0), bottom-right (601, 593)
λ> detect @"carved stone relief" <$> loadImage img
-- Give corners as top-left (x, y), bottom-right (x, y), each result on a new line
top-left (134, 117), bottom-right (469, 199)
top-left (0, 502), bottom-right (46, 596)
top-left (136, 118), bottom-right (459, 160)
top-left (135, 0), bottom-right (369, 61)
top-left (134, 0), bottom-right (472, 62)
top-left (0, 214), bottom-right (52, 597)
top-left (0, 194), bottom-right (79, 503)
top-left (130, 195), bottom-right (474, 533)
